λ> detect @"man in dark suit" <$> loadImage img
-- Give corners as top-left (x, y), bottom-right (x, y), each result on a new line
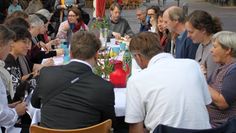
top-left (31, 31), bottom-right (116, 129)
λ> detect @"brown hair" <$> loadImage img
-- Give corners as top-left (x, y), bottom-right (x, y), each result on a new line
top-left (0, 25), bottom-right (15, 47)
top-left (129, 32), bottom-right (162, 60)
top-left (70, 31), bottom-right (101, 60)
top-left (110, 3), bottom-right (122, 11)
top-left (187, 10), bottom-right (222, 35)
top-left (68, 7), bottom-right (82, 21)
top-left (6, 10), bottom-right (28, 20)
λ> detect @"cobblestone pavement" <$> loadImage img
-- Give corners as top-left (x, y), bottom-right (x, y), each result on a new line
top-left (84, 0), bottom-right (236, 33)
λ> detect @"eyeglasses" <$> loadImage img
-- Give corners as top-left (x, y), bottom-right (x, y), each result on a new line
top-left (68, 15), bottom-right (77, 17)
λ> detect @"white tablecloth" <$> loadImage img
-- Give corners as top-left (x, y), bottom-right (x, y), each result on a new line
top-left (29, 88), bottom-right (126, 125)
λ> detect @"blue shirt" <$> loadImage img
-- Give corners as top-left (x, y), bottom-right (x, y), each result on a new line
top-left (7, 4), bottom-right (22, 15)
top-left (175, 30), bottom-right (199, 59)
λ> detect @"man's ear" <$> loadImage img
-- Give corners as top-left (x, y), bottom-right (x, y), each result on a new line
top-left (135, 54), bottom-right (148, 69)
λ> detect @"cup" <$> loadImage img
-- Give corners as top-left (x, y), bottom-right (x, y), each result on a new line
top-left (111, 45), bottom-right (120, 55)
top-left (120, 42), bottom-right (126, 51)
top-left (110, 38), bottom-right (116, 45)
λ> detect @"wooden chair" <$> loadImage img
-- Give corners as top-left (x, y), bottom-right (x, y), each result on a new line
top-left (30, 119), bottom-right (112, 133)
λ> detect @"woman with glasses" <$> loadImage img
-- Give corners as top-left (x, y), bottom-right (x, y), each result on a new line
top-left (56, 7), bottom-right (88, 43)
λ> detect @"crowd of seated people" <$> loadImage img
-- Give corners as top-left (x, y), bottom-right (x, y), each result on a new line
top-left (1, 1), bottom-right (236, 133)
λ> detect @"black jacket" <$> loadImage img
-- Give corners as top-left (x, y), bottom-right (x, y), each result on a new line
top-left (31, 61), bottom-right (116, 129)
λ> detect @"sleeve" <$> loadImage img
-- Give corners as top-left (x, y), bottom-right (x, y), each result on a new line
top-left (78, 0), bottom-right (85, 8)
top-left (124, 20), bottom-right (134, 37)
top-left (100, 83), bottom-right (116, 128)
top-left (0, 78), bottom-right (18, 127)
top-left (197, 63), bottom-right (212, 105)
top-left (185, 38), bottom-right (199, 59)
top-left (7, 6), bottom-right (11, 15)
top-left (125, 78), bottom-right (145, 123)
top-left (56, 21), bottom-right (68, 39)
top-left (221, 67), bottom-right (236, 106)
top-left (31, 72), bottom-right (42, 108)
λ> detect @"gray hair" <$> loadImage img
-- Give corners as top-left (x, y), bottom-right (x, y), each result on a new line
top-left (28, 14), bottom-right (44, 27)
top-left (137, 5), bottom-right (147, 13)
top-left (36, 9), bottom-right (52, 21)
top-left (167, 6), bottom-right (185, 23)
top-left (212, 31), bottom-right (236, 57)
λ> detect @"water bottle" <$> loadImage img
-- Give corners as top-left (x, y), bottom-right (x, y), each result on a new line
top-left (61, 39), bottom-right (70, 64)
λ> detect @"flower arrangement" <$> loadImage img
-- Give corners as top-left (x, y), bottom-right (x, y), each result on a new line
top-left (94, 50), bottom-right (114, 79)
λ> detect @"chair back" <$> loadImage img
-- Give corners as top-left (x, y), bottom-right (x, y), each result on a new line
top-left (30, 119), bottom-right (112, 133)
top-left (153, 117), bottom-right (236, 133)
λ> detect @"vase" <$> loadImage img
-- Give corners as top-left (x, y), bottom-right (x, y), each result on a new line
top-left (99, 28), bottom-right (108, 48)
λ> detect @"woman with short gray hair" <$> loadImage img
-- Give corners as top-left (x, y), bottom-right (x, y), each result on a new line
top-left (28, 14), bottom-right (63, 64)
top-left (208, 31), bottom-right (236, 127)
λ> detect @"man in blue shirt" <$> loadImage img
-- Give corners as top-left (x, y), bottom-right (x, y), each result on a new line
top-left (163, 6), bottom-right (199, 59)
top-left (7, 0), bottom-right (22, 15)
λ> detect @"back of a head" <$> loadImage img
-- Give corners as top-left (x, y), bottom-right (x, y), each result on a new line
top-left (137, 5), bottom-right (147, 13)
top-left (70, 31), bottom-right (101, 60)
top-left (6, 10), bottom-right (28, 20)
top-left (36, 9), bottom-right (51, 21)
top-left (129, 32), bottom-right (162, 60)
top-left (35, 13), bottom-right (48, 24)
top-left (9, 26), bottom-right (32, 42)
top-left (28, 14), bottom-right (44, 27)
top-left (167, 6), bottom-right (185, 23)
top-left (187, 10), bottom-right (222, 35)
top-left (4, 17), bottom-right (30, 29)
top-left (0, 25), bottom-right (15, 48)
top-left (147, 5), bottom-right (160, 15)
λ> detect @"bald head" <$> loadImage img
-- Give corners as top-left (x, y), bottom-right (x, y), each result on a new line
top-left (163, 6), bottom-right (186, 33)
top-left (165, 6), bottom-right (185, 23)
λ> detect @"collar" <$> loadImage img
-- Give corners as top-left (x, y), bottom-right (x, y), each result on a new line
top-left (177, 30), bottom-right (186, 39)
top-left (0, 60), bottom-right (5, 68)
top-left (110, 16), bottom-right (120, 24)
top-left (147, 53), bottom-right (174, 68)
top-left (70, 59), bottom-right (92, 70)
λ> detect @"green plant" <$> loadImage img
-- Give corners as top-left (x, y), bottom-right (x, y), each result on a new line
top-left (94, 50), bottom-right (114, 79)
top-left (91, 17), bottom-right (110, 30)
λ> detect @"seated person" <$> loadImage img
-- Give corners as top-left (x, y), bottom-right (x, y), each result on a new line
top-left (4, 26), bottom-right (33, 133)
top-left (207, 31), bottom-right (236, 128)
top-left (56, 7), bottom-right (88, 43)
top-left (7, 0), bottom-right (23, 15)
top-left (125, 32), bottom-right (212, 133)
top-left (0, 25), bottom-right (26, 132)
top-left (28, 14), bottom-right (63, 64)
top-left (108, 3), bottom-right (134, 40)
top-left (31, 31), bottom-right (116, 129)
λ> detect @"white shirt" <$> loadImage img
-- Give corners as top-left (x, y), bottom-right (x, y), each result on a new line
top-left (125, 53), bottom-right (212, 132)
top-left (0, 78), bottom-right (18, 129)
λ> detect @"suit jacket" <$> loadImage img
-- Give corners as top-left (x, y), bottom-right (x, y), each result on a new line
top-left (31, 61), bottom-right (116, 129)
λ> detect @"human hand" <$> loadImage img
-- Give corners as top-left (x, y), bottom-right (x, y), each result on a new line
top-left (56, 48), bottom-right (64, 56)
top-left (112, 32), bottom-right (121, 39)
top-left (62, 22), bottom-right (70, 31)
top-left (43, 58), bottom-right (54, 67)
top-left (15, 102), bottom-right (27, 116)
top-left (200, 64), bottom-right (207, 77)
top-left (8, 101), bottom-right (21, 108)
top-left (124, 35), bottom-right (130, 40)
top-left (38, 41), bottom-right (50, 53)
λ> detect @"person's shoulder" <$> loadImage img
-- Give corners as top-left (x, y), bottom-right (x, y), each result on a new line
top-left (91, 74), bottom-right (113, 86)
top-left (40, 65), bottom-right (62, 74)
top-left (119, 17), bottom-right (129, 23)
